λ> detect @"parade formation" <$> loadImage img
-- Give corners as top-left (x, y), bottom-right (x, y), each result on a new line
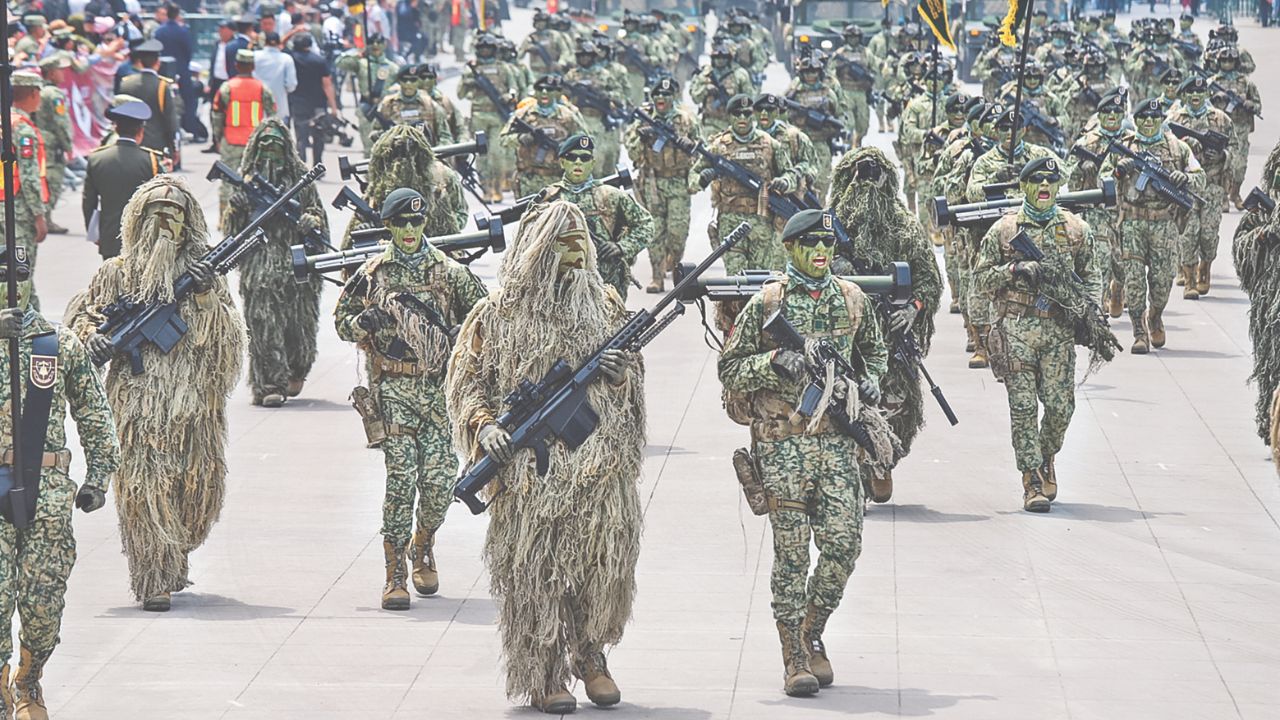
top-left (0, 0), bottom-right (1275, 717)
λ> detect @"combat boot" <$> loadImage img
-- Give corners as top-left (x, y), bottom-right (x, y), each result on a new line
top-left (381, 539), bottom-right (410, 610)
top-left (143, 592), bottom-right (171, 612)
top-left (1106, 280), bottom-right (1123, 319)
top-left (1196, 260), bottom-right (1212, 296)
top-left (776, 621), bottom-right (820, 697)
top-left (12, 648), bottom-right (47, 720)
top-left (801, 604), bottom-right (835, 688)
top-left (646, 259), bottom-right (665, 294)
top-left (574, 651), bottom-right (621, 707)
top-left (1148, 308), bottom-right (1166, 349)
top-left (968, 325), bottom-right (990, 369)
top-left (1021, 470), bottom-right (1051, 513)
top-left (1175, 265), bottom-right (1186, 286)
top-left (1130, 313), bottom-right (1150, 355)
top-left (530, 686), bottom-right (576, 714)
top-left (1041, 456), bottom-right (1058, 501)
top-left (1, 663), bottom-right (14, 720)
top-left (964, 323), bottom-right (977, 353)
top-left (1182, 265), bottom-right (1200, 300)
top-left (286, 378), bottom-right (305, 397)
top-left (869, 471), bottom-right (893, 504)
top-left (408, 529), bottom-right (439, 596)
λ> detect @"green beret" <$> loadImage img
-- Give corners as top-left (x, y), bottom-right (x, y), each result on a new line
top-left (235, 49), bottom-right (256, 64)
top-left (380, 188), bottom-right (428, 220)
top-left (10, 71), bottom-right (43, 88)
top-left (781, 209), bottom-right (834, 244)
top-left (397, 64), bottom-right (418, 81)
top-left (558, 133), bottom-right (595, 157)
top-left (1019, 157), bottom-right (1062, 182)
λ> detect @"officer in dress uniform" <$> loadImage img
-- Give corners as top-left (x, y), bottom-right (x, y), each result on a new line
top-left (82, 101), bottom-right (165, 260)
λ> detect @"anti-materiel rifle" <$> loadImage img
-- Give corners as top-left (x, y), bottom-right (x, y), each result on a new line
top-left (99, 164), bottom-right (324, 374)
top-left (1167, 122), bottom-right (1229, 154)
top-left (207, 161), bottom-right (332, 252)
top-left (293, 220), bottom-right (506, 280)
top-left (933, 179), bottom-right (1118, 229)
top-left (453, 221), bottom-right (752, 514)
top-left (1243, 186), bottom-right (1276, 214)
top-left (475, 167), bottom-right (632, 229)
top-left (672, 263), bottom-right (912, 304)
top-left (1105, 139), bottom-right (1204, 210)
top-left (332, 186), bottom-right (380, 227)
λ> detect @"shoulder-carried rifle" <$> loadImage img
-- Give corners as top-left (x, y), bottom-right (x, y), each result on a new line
top-left (207, 161), bottom-right (332, 253)
top-left (332, 185), bottom-right (381, 226)
top-left (467, 62), bottom-right (514, 121)
top-left (1243, 186), bottom-right (1276, 213)
top-left (293, 220), bottom-right (506, 280)
top-left (933, 179), bottom-right (1117, 229)
top-left (99, 164), bottom-right (325, 374)
top-left (780, 96), bottom-right (848, 140)
top-left (1105, 139), bottom-right (1204, 210)
top-left (453, 221), bottom-right (752, 514)
top-left (1167, 121), bottom-right (1230, 154)
top-left (475, 167), bottom-right (632, 229)
top-left (509, 115), bottom-right (562, 165)
top-left (565, 81), bottom-right (631, 129)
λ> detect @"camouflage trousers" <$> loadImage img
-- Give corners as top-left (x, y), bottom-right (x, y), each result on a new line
top-left (637, 176), bottom-right (692, 281)
top-left (376, 373), bottom-right (455, 544)
top-left (46, 161), bottom-right (66, 213)
top-left (240, 278), bottom-right (321, 401)
top-left (996, 314), bottom-right (1076, 472)
top-left (1229, 131), bottom-right (1250, 197)
top-left (899, 142), bottom-right (921, 209)
top-left (1083, 208), bottom-right (1122, 301)
top-left (713, 211), bottom-right (784, 275)
top-left (810, 139), bottom-right (834, 201)
top-left (0, 471), bottom-right (77, 664)
top-left (1120, 217), bottom-right (1178, 318)
top-left (217, 141), bottom-right (247, 221)
top-left (1180, 183), bottom-right (1227, 266)
top-left (473, 113), bottom-right (515, 191)
top-left (962, 229), bottom-right (993, 326)
top-left (582, 116), bottom-right (620, 175)
top-left (941, 228), bottom-right (961, 310)
top-left (757, 433), bottom-right (863, 624)
top-left (449, 25), bottom-right (467, 62)
top-left (844, 89), bottom-right (870, 140)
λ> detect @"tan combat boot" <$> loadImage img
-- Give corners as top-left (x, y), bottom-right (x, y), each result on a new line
top-left (530, 686), bottom-right (576, 714)
top-left (1106, 280), bottom-right (1123, 319)
top-left (646, 256), bottom-right (665, 294)
top-left (1021, 470), bottom-right (1051, 513)
top-left (1130, 313), bottom-right (1150, 355)
top-left (776, 621), bottom-right (820, 697)
top-left (801, 604), bottom-right (835, 688)
top-left (964, 323), bottom-right (977, 353)
top-left (1196, 260), bottom-right (1212, 296)
top-left (1, 663), bottom-right (14, 720)
top-left (869, 471), bottom-right (893, 504)
top-left (1182, 265), bottom-right (1200, 300)
top-left (968, 325), bottom-right (990, 369)
top-left (1041, 457), bottom-right (1058, 501)
top-left (574, 651), bottom-right (621, 707)
top-left (408, 529), bottom-right (439, 596)
top-left (12, 648), bottom-right (47, 720)
top-left (381, 540), bottom-right (410, 611)
top-left (1175, 265), bottom-right (1186, 286)
top-left (1148, 308), bottom-right (1166, 349)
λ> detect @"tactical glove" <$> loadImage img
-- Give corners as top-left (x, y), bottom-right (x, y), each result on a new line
top-left (598, 348), bottom-right (629, 383)
top-left (1011, 260), bottom-right (1042, 284)
top-left (595, 239), bottom-right (624, 263)
top-left (75, 484), bottom-right (106, 513)
top-left (1115, 157), bottom-right (1138, 178)
top-left (858, 378), bottom-right (882, 405)
top-left (770, 349), bottom-right (806, 381)
top-left (356, 306), bottom-right (395, 332)
top-left (0, 307), bottom-right (21, 339)
top-left (768, 177), bottom-right (793, 194)
top-left (698, 168), bottom-right (717, 188)
top-left (188, 259), bottom-right (216, 294)
top-left (87, 333), bottom-right (115, 365)
top-left (1169, 170), bottom-right (1190, 188)
top-left (478, 423), bottom-right (514, 463)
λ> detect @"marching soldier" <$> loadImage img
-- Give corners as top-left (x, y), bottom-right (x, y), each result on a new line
top-left (500, 74), bottom-right (587, 198)
top-left (335, 188), bottom-right (487, 609)
top-left (1210, 47), bottom-right (1261, 209)
top-left (519, 10), bottom-right (572, 75)
top-left (335, 33), bottom-right (400, 153)
top-left (117, 39), bottom-right (181, 159)
top-left (210, 50), bottom-right (276, 217)
top-left (373, 65), bottom-right (453, 146)
top-left (898, 61), bottom-right (957, 224)
top-left (755, 94), bottom-right (818, 214)
top-left (785, 55), bottom-right (844, 200)
top-left (565, 40), bottom-right (628, 174)
top-left (1, 71), bottom-right (48, 307)
top-left (82, 101), bottom-right (164, 261)
top-left (419, 64), bottom-right (466, 143)
top-left (538, 134), bottom-right (653, 300)
top-left (690, 44), bottom-right (754, 137)
top-left (828, 24), bottom-right (875, 148)
top-left (34, 53), bottom-right (73, 235)
top-left (459, 34), bottom-right (522, 202)
top-left (624, 77), bottom-right (701, 293)
top-left (1069, 93), bottom-right (1126, 316)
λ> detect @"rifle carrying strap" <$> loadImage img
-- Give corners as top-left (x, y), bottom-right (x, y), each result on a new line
top-left (0, 331), bottom-right (60, 524)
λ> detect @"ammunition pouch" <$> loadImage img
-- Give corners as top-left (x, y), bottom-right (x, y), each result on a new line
top-left (999, 290), bottom-right (1064, 321)
top-left (369, 350), bottom-right (421, 378)
top-left (350, 386), bottom-right (386, 448)
top-left (732, 447), bottom-right (809, 516)
top-left (987, 321), bottom-right (1012, 381)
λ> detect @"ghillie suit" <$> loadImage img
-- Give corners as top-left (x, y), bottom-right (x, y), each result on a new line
top-left (340, 125), bottom-right (468, 250)
top-left (69, 175), bottom-right (247, 604)
top-left (830, 146), bottom-right (943, 460)
top-left (1232, 140), bottom-right (1280, 442)
top-left (221, 119), bottom-right (324, 404)
top-left (446, 201), bottom-right (645, 704)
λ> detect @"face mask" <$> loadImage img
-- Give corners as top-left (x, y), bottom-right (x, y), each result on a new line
top-left (1021, 176), bottom-right (1061, 212)
top-left (555, 231), bottom-right (589, 276)
top-left (788, 235), bottom-right (834, 278)
top-left (855, 158), bottom-right (884, 185)
top-left (388, 216), bottom-right (427, 255)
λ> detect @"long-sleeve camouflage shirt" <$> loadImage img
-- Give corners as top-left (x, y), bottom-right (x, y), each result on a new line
top-left (975, 206), bottom-right (1102, 316)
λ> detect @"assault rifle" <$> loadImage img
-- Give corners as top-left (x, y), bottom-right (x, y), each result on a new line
top-left (1008, 229), bottom-right (1119, 359)
top-left (565, 81), bottom-right (631, 129)
top-left (475, 167), bottom-right (632, 230)
top-left (292, 220), bottom-right (506, 280)
top-left (207, 161), bottom-right (331, 252)
top-left (780, 96), bottom-right (847, 138)
top-left (338, 132), bottom-right (490, 188)
top-left (836, 58), bottom-right (874, 86)
top-left (1005, 97), bottom-right (1066, 156)
top-left (933, 179), bottom-right (1118, 229)
top-left (466, 62), bottom-right (515, 121)
top-left (453, 221), bottom-right (752, 514)
top-left (1069, 75), bottom-right (1102, 110)
top-left (1167, 122), bottom-right (1230, 154)
top-left (509, 115), bottom-right (562, 164)
top-left (99, 164), bottom-right (324, 374)
top-left (332, 186), bottom-right (380, 227)
top-left (1105, 139), bottom-right (1204, 211)
top-left (1207, 78), bottom-right (1263, 119)
top-left (618, 41), bottom-right (662, 85)
top-left (1243, 186), bottom-right (1276, 214)
top-left (1138, 48), bottom-right (1171, 79)
top-left (1172, 38), bottom-right (1202, 61)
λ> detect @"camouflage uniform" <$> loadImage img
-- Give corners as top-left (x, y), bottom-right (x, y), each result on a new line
top-left (761, 119), bottom-right (818, 216)
top-left (565, 62), bottom-right (628, 173)
top-left (1069, 127), bottom-right (1124, 307)
top-left (0, 106), bottom-right (47, 297)
top-left (1167, 100), bottom-right (1237, 288)
top-left (373, 89), bottom-right (454, 146)
top-left (689, 64), bottom-right (754, 137)
top-left (0, 314), bottom-right (119, 719)
top-left (898, 88), bottom-right (951, 216)
top-left (538, 176), bottom-right (654, 300)
top-left (689, 128), bottom-right (797, 275)
top-left (334, 243), bottom-right (487, 579)
top-left (932, 129), bottom-right (982, 315)
top-left (1123, 45), bottom-right (1185, 105)
top-left (1211, 67), bottom-right (1261, 205)
top-left (334, 51), bottom-right (400, 152)
top-left (500, 101), bottom-right (587, 198)
top-left (519, 26), bottom-right (572, 75)
top-left (828, 44), bottom-right (874, 144)
top-left (966, 142), bottom-right (1063, 204)
top-left (785, 77), bottom-right (843, 200)
top-left (34, 77), bottom-right (71, 223)
top-left (624, 102), bottom-right (699, 289)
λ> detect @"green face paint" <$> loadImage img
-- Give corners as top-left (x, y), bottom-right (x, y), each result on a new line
top-left (1185, 91), bottom-right (1207, 110)
top-left (388, 215), bottom-right (427, 255)
top-left (399, 78), bottom-right (419, 97)
top-left (536, 88), bottom-right (556, 108)
top-left (731, 109), bottom-right (753, 136)
top-left (1021, 174), bottom-right (1061, 212)
top-left (559, 151), bottom-right (595, 184)
top-left (1134, 115), bottom-right (1162, 138)
top-left (787, 234), bottom-right (834, 279)
top-left (1098, 110), bottom-right (1124, 132)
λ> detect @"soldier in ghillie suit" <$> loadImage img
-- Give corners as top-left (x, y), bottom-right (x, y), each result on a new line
top-left (0, 247), bottom-right (119, 720)
top-left (975, 158), bottom-right (1113, 513)
top-left (830, 147), bottom-right (942, 502)
top-left (624, 76), bottom-right (700, 293)
top-left (1231, 140), bottom-right (1280, 445)
top-left (70, 175), bottom-right (247, 612)
top-left (335, 188), bottom-right (487, 610)
top-left (718, 209), bottom-right (890, 698)
top-left (446, 201), bottom-right (645, 714)
top-left (221, 119), bottom-right (325, 407)
top-left (539, 134), bottom-right (652, 300)
top-left (341, 125), bottom-right (468, 251)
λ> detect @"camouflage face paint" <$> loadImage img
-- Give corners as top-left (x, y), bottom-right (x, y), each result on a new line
top-left (555, 230), bottom-right (589, 276)
top-left (787, 234), bottom-right (834, 279)
top-left (559, 151), bottom-right (595, 183)
top-left (388, 215), bottom-right (427, 255)
top-left (1021, 175), bottom-right (1062, 212)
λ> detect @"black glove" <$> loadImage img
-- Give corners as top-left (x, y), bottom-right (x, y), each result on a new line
top-left (598, 348), bottom-right (630, 383)
top-left (87, 333), bottom-right (115, 365)
top-left (1115, 157), bottom-right (1138, 177)
top-left (595, 240), bottom-right (623, 263)
top-left (768, 176), bottom-right (793, 193)
top-left (1011, 260), bottom-right (1041, 284)
top-left (858, 379), bottom-right (881, 405)
top-left (0, 307), bottom-right (21, 339)
top-left (356, 306), bottom-right (395, 332)
top-left (478, 423), bottom-right (514, 463)
top-left (188, 259), bottom-right (215, 294)
top-left (771, 349), bottom-right (806, 381)
top-left (637, 126), bottom-right (657, 142)
top-left (675, 136), bottom-right (698, 153)
top-left (75, 484), bottom-right (106, 513)
top-left (698, 168), bottom-right (717, 188)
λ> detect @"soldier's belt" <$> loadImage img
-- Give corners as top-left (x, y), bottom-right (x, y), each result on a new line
top-left (1000, 290), bottom-right (1063, 321)
top-left (369, 352), bottom-right (421, 377)
top-left (1122, 205), bottom-right (1175, 221)
top-left (0, 448), bottom-right (71, 473)
top-left (648, 168), bottom-right (689, 179)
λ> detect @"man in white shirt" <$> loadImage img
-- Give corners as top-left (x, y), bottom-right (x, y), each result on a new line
top-left (254, 31), bottom-right (299, 123)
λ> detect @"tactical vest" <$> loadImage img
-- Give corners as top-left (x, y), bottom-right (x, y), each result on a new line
top-left (710, 132), bottom-right (774, 215)
top-left (0, 114), bottom-right (48, 204)
top-left (224, 76), bottom-right (266, 146)
top-left (515, 107), bottom-right (573, 173)
top-left (470, 62), bottom-right (510, 113)
top-left (643, 108), bottom-right (695, 177)
top-left (790, 85), bottom-right (838, 140)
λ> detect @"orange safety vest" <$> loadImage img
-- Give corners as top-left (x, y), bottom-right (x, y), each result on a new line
top-left (224, 76), bottom-right (266, 146)
top-left (0, 113), bottom-right (48, 204)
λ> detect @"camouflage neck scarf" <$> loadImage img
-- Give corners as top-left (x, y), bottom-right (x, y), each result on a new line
top-left (1184, 100), bottom-right (1209, 118)
top-left (786, 261), bottom-right (831, 291)
top-left (1135, 126), bottom-right (1164, 144)
top-left (731, 125), bottom-right (755, 143)
top-left (565, 174), bottom-right (595, 193)
top-left (1021, 200), bottom-right (1057, 226)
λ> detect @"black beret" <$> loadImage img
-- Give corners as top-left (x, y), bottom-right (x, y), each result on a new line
top-left (727, 94), bottom-right (753, 113)
top-left (753, 93), bottom-right (783, 110)
top-left (945, 92), bottom-right (970, 113)
top-left (1097, 91), bottom-right (1126, 113)
top-left (1160, 67), bottom-right (1184, 83)
top-left (397, 64), bottom-right (418, 80)
top-left (1178, 75), bottom-right (1209, 94)
top-left (1134, 96), bottom-right (1165, 117)
top-left (781, 209), bottom-right (835, 244)
top-left (534, 73), bottom-right (563, 90)
top-left (994, 109), bottom-right (1018, 129)
top-left (651, 76), bottom-right (680, 95)
top-left (1019, 157), bottom-right (1061, 182)
top-left (380, 188), bottom-right (428, 220)
top-left (558, 133), bottom-right (595, 157)
top-left (966, 100), bottom-right (987, 122)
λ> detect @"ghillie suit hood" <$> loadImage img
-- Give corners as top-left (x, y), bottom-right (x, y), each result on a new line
top-left (66, 174), bottom-right (246, 602)
top-left (1232, 139), bottom-right (1280, 441)
top-left (445, 200), bottom-right (645, 702)
top-left (341, 125), bottom-right (461, 247)
top-left (221, 118), bottom-right (325, 400)
top-left (830, 146), bottom-right (943, 456)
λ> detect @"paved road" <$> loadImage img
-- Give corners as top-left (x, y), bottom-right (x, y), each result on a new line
top-left (20, 8), bottom-right (1280, 720)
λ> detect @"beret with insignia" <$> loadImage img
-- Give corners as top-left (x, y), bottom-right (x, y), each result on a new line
top-left (1178, 75), bottom-right (1208, 94)
top-left (1019, 157), bottom-right (1061, 182)
top-left (558, 133), bottom-right (595, 157)
top-left (380, 187), bottom-right (429, 220)
top-left (752, 93), bottom-right (783, 110)
top-left (726, 94), bottom-right (753, 114)
top-left (781, 209), bottom-right (833, 244)
top-left (1134, 96), bottom-right (1165, 117)
top-left (533, 73), bottom-right (563, 90)
top-left (397, 64), bottom-right (418, 80)
top-left (651, 76), bottom-right (679, 95)
top-left (1097, 91), bottom-right (1126, 113)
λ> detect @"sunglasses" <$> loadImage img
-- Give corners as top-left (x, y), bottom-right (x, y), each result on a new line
top-left (796, 234), bottom-right (834, 248)
top-left (387, 215), bottom-right (424, 228)
top-left (1026, 173), bottom-right (1060, 184)
top-left (562, 152), bottom-right (593, 162)
top-left (730, 109), bottom-right (753, 118)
